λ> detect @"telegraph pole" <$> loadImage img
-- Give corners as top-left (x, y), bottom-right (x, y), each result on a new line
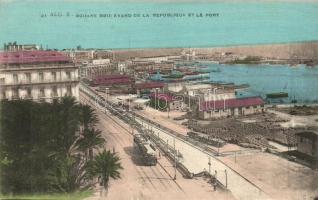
top-left (208, 156), bottom-right (211, 175)
top-left (174, 138), bottom-right (177, 180)
top-left (225, 169), bottom-right (228, 188)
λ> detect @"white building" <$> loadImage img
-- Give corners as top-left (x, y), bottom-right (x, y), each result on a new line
top-left (166, 82), bottom-right (236, 101)
top-left (92, 59), bottom-right (111, 65)
top-left (134, 56), bottom-right (169, 64)
top-left (0, 50), bottom-right (79, 101)
top-left (198, 97), bottom-right (265, 119)
top-left (4, 41), bottom-right (39, 51)
top-left (80, 62), bottom-right (117, 79)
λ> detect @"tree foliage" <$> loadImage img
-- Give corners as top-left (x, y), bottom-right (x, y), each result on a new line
top-left (86, 150), bottom-right (123, 192)
top-left (0, 97), bottom-right (111, 195)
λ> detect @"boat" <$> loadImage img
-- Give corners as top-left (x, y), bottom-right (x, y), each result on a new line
top-left (266, 92), bottom-right (288, 99)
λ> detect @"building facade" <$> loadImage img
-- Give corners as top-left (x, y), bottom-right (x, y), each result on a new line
top-left (80, 61), bottom-right (117, 79)
top-left (197, 97), bottom-right (265, 119)
top-left (4, 42), bottom-right (39, 51)
top-left (296, 131), bottom-right (318, 159)
top-left (0, 50), bottom-right (79, 101)
top-left (150, 93), bottom-right (184, 111)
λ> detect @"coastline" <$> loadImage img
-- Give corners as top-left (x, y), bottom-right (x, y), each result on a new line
top-left (110, 41), bottom-right (318, 64)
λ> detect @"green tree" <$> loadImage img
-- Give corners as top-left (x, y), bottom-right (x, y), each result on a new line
top-left (79, 104), bottom-right (98, 132)
top-left (0, 97), bottom-right (108, 195)
top-left (87, 150), bottom-right (123, 197)
top-left (47, 154), bottom-right (89, 193)
top-left (76, 128), bottom-right (105, 160)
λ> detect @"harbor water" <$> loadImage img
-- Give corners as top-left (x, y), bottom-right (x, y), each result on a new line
top-left (205, 63), bottom-right (318, 104)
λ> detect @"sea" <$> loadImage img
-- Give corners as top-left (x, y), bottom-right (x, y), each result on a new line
top-left (205, 63), bottom-right (318, 104)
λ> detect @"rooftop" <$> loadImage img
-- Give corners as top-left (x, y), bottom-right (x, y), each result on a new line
top-left (200, 97), bottom-right (264, 111)
top-left (149, 93), bottom-right (176, 102)
top-left (0, 50), bottom-right (71, 64)
top-left (135, 82), bottom-right (165, 89)
top-left (93, 78), bottom-right (132, 86)
top-left (94, 74), bottom-right (130, 80)
top-left (296, 131), bottom-right (318, 140)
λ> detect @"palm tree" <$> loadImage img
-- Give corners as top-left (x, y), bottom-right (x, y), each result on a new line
top-left (87, 150), bottom-right (123, 197)
top-left (76, 128), bottom-right (105, 160)
top-left (48, 154), bottom-right (88, 193)
top-left (57, 96), bottom-right (81, 155)
top-left (79, 104), bottom-right (98, 132)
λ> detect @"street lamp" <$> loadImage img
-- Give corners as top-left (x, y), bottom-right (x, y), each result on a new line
top-left (105, 88), bottom-right (109, 101)
top-left (208, 156), bottom-right (211, 174)
top-left (213, 88), bottom-right (218, 110)
top-left (155, 88), bottom-right (159, 110)
top-left (173, 138), bottom-right (177, 180)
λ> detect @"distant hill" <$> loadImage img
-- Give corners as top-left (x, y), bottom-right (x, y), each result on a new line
top-left (112, 41), bottom-right (318, 60)
top-left (196, 41), bottom-right (318, 60)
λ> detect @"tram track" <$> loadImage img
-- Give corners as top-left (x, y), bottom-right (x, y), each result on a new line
top-left (80, 93), bottom-right (178, 192)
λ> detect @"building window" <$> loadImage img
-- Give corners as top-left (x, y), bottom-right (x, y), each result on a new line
top-left (66, 85), bottom-right (72, 96)
top-left (39, 72), bottom-right (44, 81)
top-left (39, 88), bottom-right (45, 98)
top-left (12, 89), bottom-right (19, 99)
top-left (13, 74), bottom-right (18, 83)
top-left (0, 78), bottom-right (5, 84)
top-left (26, 88), bottom-right (32, 99)
top-left (25, 73), bottom-right (31, 83)
top-left (52, 86), bottom-right (58, 97)
top-left (52, 72), bottom-right (57, 81)
top-left (66, 71), bottom-right (71, 80)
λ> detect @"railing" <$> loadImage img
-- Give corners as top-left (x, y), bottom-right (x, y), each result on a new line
top-left (1, 63), bottom-right (76, 71)
top-left (1, 78), bottom-right (79, 86)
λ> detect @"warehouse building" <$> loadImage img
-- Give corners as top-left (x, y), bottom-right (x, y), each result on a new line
top-left (149, 92), bottom-right (184, 111)
top-left (295, 131), bottom-right (318, 159)
top-left (134, 82), bottom-right (165, 97)
top-left (197, 96), bottom-right (265, 119)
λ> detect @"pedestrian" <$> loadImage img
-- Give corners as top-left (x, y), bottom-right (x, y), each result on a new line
top-left (213, 178), bottom-right (217, 191)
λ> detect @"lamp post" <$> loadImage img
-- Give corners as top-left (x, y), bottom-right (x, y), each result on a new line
top-left (208, 156), bottom-right (211, 174)
top-left (173, 138), bottom-right (177, 180)
top-left (155, 88), bottom-right (159, 110)
top-left (213, 88), bottom-right (218, 111)
top-left (207, 88), bottom-right (212, 111)
top-left (105, 88), bottom-right (109, 101)
top-left (225, 169), bottom-right (228, 188)
top-left (217, 141), bottom-right (220, 156)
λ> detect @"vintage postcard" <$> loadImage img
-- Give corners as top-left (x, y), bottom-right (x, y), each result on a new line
top-left (0, 0), bottom-right (317, 200)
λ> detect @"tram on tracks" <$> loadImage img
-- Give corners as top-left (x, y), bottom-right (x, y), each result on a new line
top-left (133, 133), bottom-right (157, 166)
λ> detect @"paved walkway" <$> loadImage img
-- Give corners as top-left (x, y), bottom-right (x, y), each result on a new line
top-left (81, 92), bottom-right (234, 200)
top-left (135, 117), bottom-right (270, 200)
top-left (267, 109), bottom-right (318, 128)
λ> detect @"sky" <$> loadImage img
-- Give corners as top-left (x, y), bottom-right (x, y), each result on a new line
top-left (0, 0), bottom-right (317, 49)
